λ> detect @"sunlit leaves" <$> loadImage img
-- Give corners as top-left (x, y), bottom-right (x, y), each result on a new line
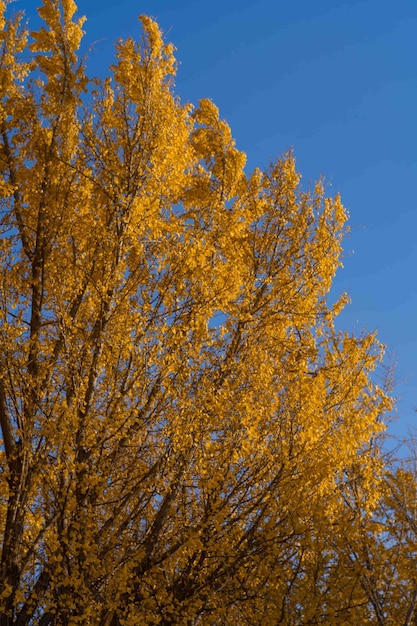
top-left (0, 2), bottom-right (399, 625)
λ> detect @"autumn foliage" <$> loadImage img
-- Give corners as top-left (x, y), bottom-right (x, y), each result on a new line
top-left (0, 1), bottom-right (415, 625)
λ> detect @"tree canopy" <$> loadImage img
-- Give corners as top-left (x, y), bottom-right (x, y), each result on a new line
top-left (0, 1), bottom-right (415, 625)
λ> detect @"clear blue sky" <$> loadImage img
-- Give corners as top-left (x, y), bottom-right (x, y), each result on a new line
top-left (24, 0), bottom-right (417, 441)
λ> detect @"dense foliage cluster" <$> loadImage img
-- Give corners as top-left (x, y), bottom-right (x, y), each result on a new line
top-left (0, 2), bottom-right (416, 624)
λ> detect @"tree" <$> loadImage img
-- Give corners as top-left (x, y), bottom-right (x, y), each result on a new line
top-left (333, 443), bottom-right (417, 626)
top-left (0, 1), bottom-right (392, 624)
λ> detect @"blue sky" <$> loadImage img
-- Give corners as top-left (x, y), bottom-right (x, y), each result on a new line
top-left (24, 0), bottom-right (417, 440)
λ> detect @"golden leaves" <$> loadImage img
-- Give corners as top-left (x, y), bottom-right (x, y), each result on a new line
top-left (0, 2), bottom-right (398, 625)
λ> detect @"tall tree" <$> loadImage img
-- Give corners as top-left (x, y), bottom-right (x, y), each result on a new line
top-left (0, 1), bottom-right (392, 624)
